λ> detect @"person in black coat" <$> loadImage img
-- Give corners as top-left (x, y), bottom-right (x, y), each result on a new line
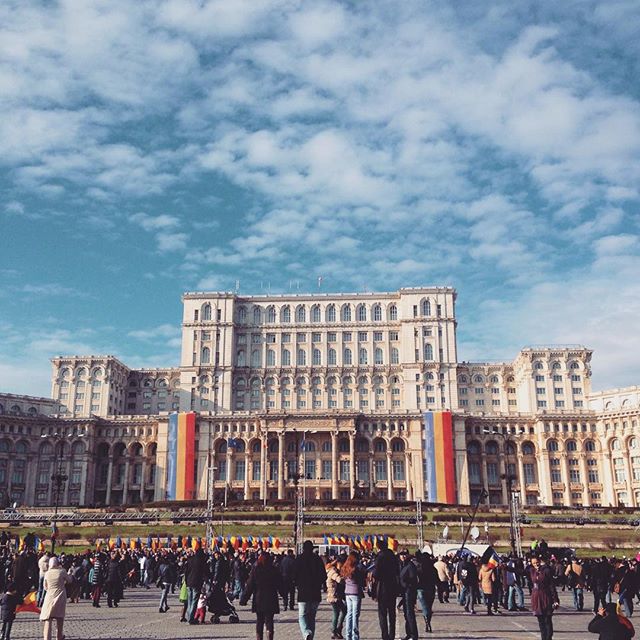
top-left (588, 602), bottom-right (634, 640)
top-left (105, 552), bottom-right (123, 608)
top-left (372, 548), bottom-right (400, 640)
top-left (280, 550), bottom-right (296, 610)
top-left (399, 550), bottom-right (419, 640)
top-left (293, 541), bottom-right (326, 640)
top-left (416, 552), bottom-right (437, 633)
top-left (241, 552), bottom-right (282, 640)
top-left (0, 581), bottom-right (20, 640)
top-left (184, 549), bottom-right (208, 624)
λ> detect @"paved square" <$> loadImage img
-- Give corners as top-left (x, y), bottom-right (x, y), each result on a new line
top-left (8, 587), bottom-right (605, 640)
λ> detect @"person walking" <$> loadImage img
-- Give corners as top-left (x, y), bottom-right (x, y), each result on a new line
top-left (0, 582), bottom-right (20, 640)
top-left (478, 561), bottom-right (497, 615)
top-left (240, 552), bottom-right (282, 640)
top-left (293, 541), bottom-right (326, 640)
top-left (457, 555), bottom-right (478, 614)
top-left (326, 556), bottom-right (346, 639)
top-left (565, 558), bottom-right (585, 612)
top-left (341, 552), bottom-right (365, 640)
top-left (416, 551), bottom-right (437, 633)
top-left (184, 548), bottom-right (208, 625)
top-left (157, 555), bottom-right (177, 613)
top-left (280, 550), bottom-right (296, 611)
top-left (433, 556), bottom-right (450, 604)
top-left (398, 550), bottom-right (419, 640)
top-left (530, 555), bottom-right (560, 640)
top-left (105, 551), bottom-right (123, 608)
top-left (39, 557), bottom-right (71, 640)
top-left (372, 547), bottom-right (400, 640)
top-left (36, 553), bottom-right (50, 608)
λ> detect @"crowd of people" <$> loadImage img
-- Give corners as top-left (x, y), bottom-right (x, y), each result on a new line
top-left (0, 533), bottom-right (638, 640)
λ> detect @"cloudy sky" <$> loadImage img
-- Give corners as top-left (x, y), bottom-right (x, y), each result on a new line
top-left (1, 0), bottom-right (639, 396)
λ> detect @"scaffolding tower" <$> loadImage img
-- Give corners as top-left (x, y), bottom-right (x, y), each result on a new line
top-left (510, 490), bottom-right (523, 558)
top-left (415, 499), bottom-right (424, 548)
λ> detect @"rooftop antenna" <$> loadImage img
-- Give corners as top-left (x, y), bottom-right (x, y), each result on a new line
top-left (317, 276), bottom-right (323, 290)
top-left (235, 279), bottom-right (240, 293)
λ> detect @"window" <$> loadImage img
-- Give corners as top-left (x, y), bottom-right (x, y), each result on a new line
top-left (389, 305), bottom-right (398, 321)
top-left (251, 349), bottom-right (261, 367)
top-left (339, 460), bottom-right (350, 481)
top-left (373, 304), bottom-right (382, 321)
top-left (344, 349), bottom-right (352, 365)
top-left (392, 460), bottom-right (405, 481)
top-left (321, 460), bottom-right (332, 480)
top-left (537, 400), bottom-right (547, 408)
top-left (588, 469), bottom-right (599, 483)
top-left (469, 462), bottom-right (481, 483)
top-left (424, 344), bottom-right (433, 361)
top-left (282, 349), bottom-right (291, 366)
top-left (374, 459), bottom-right (387, 481)
top-left (487, 463), bottom-right (499, 484)
top-left (421, 299), bottom-right (431, 316)
top-left (536, 387), bottom-right (545, 395)
top-left (252, 461), bottom-right (261, 481)
top-left (312, 349), bottom-right (322, 366)
top-left (297, 349), bottom-right (306, 366)
top-left (327, 304), bottom-right (336, 322)
top-left (328, 348), bottom-right (337, 366)
top-left (357, 305), bottom-right (367, 322)
top-left (281, 306), bottom-right (291, 323)
top-left (341, 305), bottom-right (352, 322)
top-left (297, 333), bottom-right (306, 343)
top-left (267, 349), bottom-right (276, 367)
top-left (311, 305), bottom-right (321, 323)
top-left (359, 348), bottom-right (368, 365)
top-left (202, 304), bottom-right (212, 321)
top-left (523, 463), bottom-right (535, 484)
top-left (358, 331), bottom-right (367, 342)
top-left (390, 348), bottom-right (399, 364)
top-left (569, 468), bottom-right (580, 483)
top-left (295, 305), bottom-right (306, 323)
top-left (267, 306), bottom-right (276, 323)
top-left (374, 348), bottom-right (384, 365)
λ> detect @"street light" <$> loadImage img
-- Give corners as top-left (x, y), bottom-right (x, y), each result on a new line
top-left (483, 427), bottom-right (525, 557)
top-left (41, 431), bottom-right (85, 555)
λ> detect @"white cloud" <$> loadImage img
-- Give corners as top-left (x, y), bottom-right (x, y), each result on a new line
top-left (129, 212), bottom-right (189, 253)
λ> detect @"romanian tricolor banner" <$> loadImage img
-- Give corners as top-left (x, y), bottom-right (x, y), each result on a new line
top-left (16, 591), bottom-right (40, 614)
top-left (424, 411), bottom-right (456, 504)
top-left (166, 412), bottom-right (197, 500)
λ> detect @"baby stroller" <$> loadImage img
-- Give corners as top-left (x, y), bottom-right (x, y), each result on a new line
top-left (207, 583), bottom-right (240, 623)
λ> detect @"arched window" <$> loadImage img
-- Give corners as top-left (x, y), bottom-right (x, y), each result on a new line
top-left (552, 361), bottom-right (561, 369)
top-left (389, 304), bottom-right (398, 321)
top-left (585, 440), bottom-right (596, 452)
top-left (611, 438), bottom-right (621, 451)
top-left (237, 306), bottom-right (247, 323)
top-left (424, 344), bottom-right (433, 361)
top-left (201, 347), bottom-right (211, 364)
top-left (474, 375), bottom-right (483, 383)
top-left (322, 441), bottom-right (332, 452)
top-left (339, 438), bottom-right (350, 453)
top-left (267, 306), bottom-right (276, 323)
top-left (372, 304), bottom-right (382, 321)
top-left (391, 347), bottom-right (399, 365)
top-left (356, 438), bottom-right (369, 453)
top-left (312, 349), bottom-right (322, 366)
top-left (297, 349), bottom-right (306, 366)
top-left (344, 348), bottom-right (352, 365)
top-left (252, 441), bottom-right (261, 453)
top-left (303, 440), bottom-right (315, 452)
top-left (341, 304), bottom-right (352, 322)
top-left (328, 348), bottom-right (337, 366)
top-left (237, 350), bottom-right (246, 366)
top-left (202, 304), bottom-right (212, 321)
top-left (357, 304), bottom-right (367, 322)
top-left (421, 299), bottom-right (431, 316)
top-left (485, 441), bottom-right (499, 455)
top-left (374, 439), bottom-right (387, 453)
top-left (522, 442), bottom-right (535, 455)
top-left (282, 349), bottom-right (291, 366)
top-left (467, 441), bottom-right (480, 455)
top-left (251, 349), bottom-right (261, 367)
top-left (267, 350), bottom-right (276, 367)
top-left (391, 439), bottom-right (405, 452)
top-left (630, 437), bottom-right (638, 450)
top-left (547, 439), bottom-right (559, 452)
top-left (566, 440), bottom-right (577, 452)
top-left (311, 305), bottom-right (321, 323)
top-left (253, 306), bottom-right (262, 325)
top-left (327, 304), bottom-right (336, 322)
top-left (268, 440), bottom-right (278, 453)
top-left (490, 376), bottom-right (499, 383)
top-left (295, 305), bottom-right (306, 323)
top-left (281, 305), bottom-right (291, 323)
top-left (570, 361), bottom-right (580, 369)
top-left (359, 348), bottom-right (368, 365)
top-left (375, 348), bottom-right (384, 365)
top-left (534, 361), bottom-right (544, 370)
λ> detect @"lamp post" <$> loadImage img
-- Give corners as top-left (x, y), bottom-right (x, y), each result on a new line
top-left (41, 431), bottom-right (84, 555)
top-left (483, 427), bottom-right (524, 557)
top-left (289, 429), bottom-right (305, 554)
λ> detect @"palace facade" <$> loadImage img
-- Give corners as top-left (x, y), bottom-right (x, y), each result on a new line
top-left (0, 287), bottom-right (638, 509)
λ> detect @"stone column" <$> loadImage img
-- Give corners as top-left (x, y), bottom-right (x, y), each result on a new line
top-left (579, 456), bottom-right (590, 507)
top-left (244, 452), bottom-right (251, 500)
top-left (622, 452), bottom-right (633, 507)
top-left (105, 460), bottom-right (113, 505)
top-left (123, 458), bottom-right (130, 505)
top-left (331, 431), bottom-right (338, 500)
top-left (368, 455), bottom-right (374, 497)
top-left (499, 457), bottom-right (508, 506)
top-left (349, 432), bottom-right (356, 499)
top-left (517, 456), bottom-right (526, 504)
top-left (79, 458), bottom-right (88, 506)
top-left (277, 432), bottom-right (285, 500)
top-left (226, 450), bottom-right (233, 502)
top-left (602, 451), bottom-right (615, 506)
top-left (561, 454), bottom-right (570, 506)
top-left (139, 459), bottom-right (146, 503)
top-left (537, 451), bottom-right (551, 506)
top-left (386, 452), bottom-right (393, 500)
top-left (405, 453), bottom-right (413, 501)
top-left (259, 431), bottom-right (267, 502)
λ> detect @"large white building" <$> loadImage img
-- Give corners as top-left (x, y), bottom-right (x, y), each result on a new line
top-left (0, 287), bottom-right (636, 509)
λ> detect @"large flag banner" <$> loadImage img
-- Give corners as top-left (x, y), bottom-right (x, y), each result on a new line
top-left (166, 412), bottom-right (197, 500)
top-left (424, 411), bottom-right (456, 503)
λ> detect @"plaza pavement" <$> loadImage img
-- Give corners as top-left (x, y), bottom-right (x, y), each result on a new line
top-left (10, 587), bottom-right (602, 639)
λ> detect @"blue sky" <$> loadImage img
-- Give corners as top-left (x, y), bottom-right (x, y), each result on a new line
top-left (1, 0), bottom-right (639, 396)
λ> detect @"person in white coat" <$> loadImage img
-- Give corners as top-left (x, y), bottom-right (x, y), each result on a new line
top-left (39, 557), bottom-right (71, 640)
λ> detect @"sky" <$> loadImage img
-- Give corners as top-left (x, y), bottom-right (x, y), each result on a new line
top-left (1, 0), bottom-right (639, 397)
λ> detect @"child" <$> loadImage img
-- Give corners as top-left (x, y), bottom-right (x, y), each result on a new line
top-left (195, 588), bottom-right (207, 624)
top-left (0, 582), bottom-right (21, 640)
